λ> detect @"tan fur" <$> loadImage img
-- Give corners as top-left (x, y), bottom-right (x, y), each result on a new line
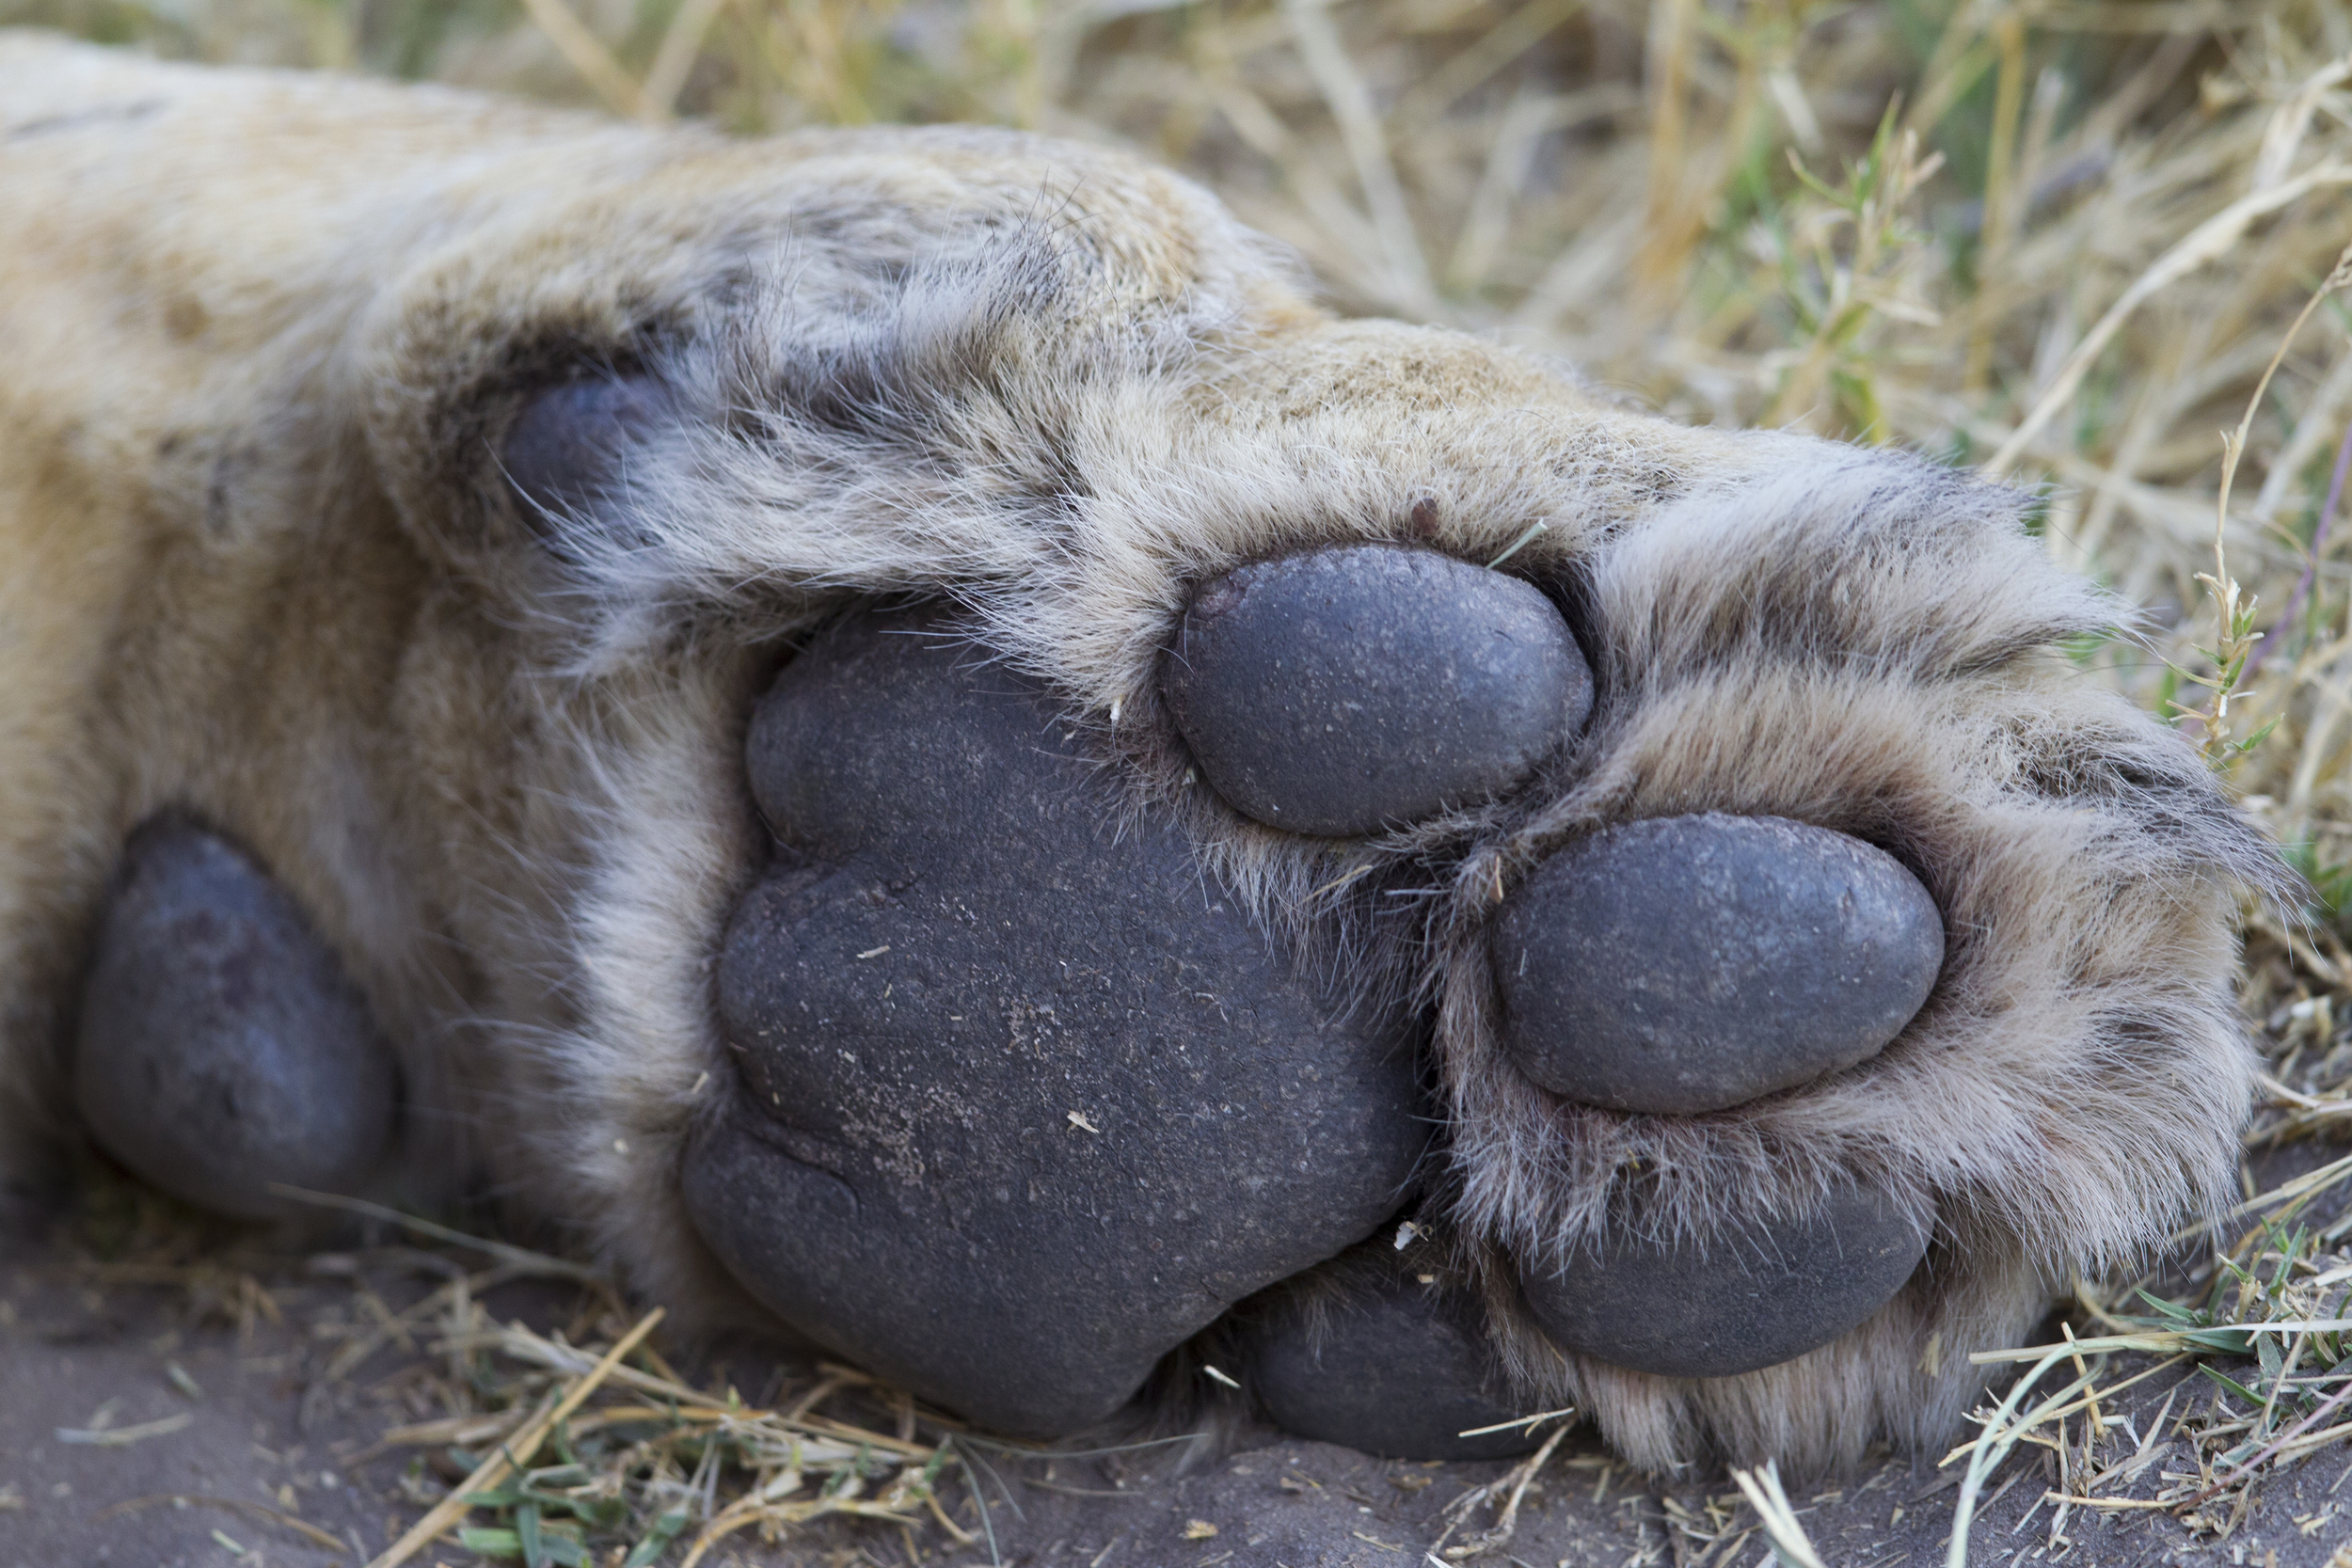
top-left (0, 34), bottom-right (2280, 1475)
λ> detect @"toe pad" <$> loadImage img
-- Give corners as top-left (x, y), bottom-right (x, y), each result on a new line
top-left (1518, 1183), bottom-right (1929, 1379)
top-left (1163, 546), bottom-right (1591, 836)
top-left (73, 816), bottom-right (396, 1220)
top-left (1492, 815), bottom-right (1943, 1115)
top-left (1247, 1248), bottom-right (1544, 1462)
top-left (503, 372), bottom-right (672, 527)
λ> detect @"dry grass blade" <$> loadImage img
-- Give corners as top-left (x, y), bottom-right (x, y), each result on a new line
top-left (1282, 0), bottom-right (1435, 314)
top-left (1727, 1459), bottom-right (1830, 1568)
top-left (54, 1412), bottom-right (192, 1446)
top-left (367, 1306), bottom-right (663, 1568)
top-left (96, 1495), bottom-right (350, 1553)
top-left (641, 0), bottom-right (730, 121)
top-left (2179, 242), bottom-right (2352, 761)
top-left (266, 1184), bottom-right (600, 1282)
top-left (362, 1289), bottom-right (958, 1565)
top-left (516, 0), bottom-right (646, 119)
top-left (1426, 1424), bottom-right (1566, 1560)
top-left (1945, 1149), bottom-right (2352, 1551)
top-left (1984, 161), bottom-right (2352, 477)
top-left (2182, 1375), bottom-right (2352, 1507)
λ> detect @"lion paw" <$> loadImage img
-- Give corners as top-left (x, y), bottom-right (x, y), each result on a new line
top-left (19, 79), bottom-right (2280, 1477)
top-left (659, 505), bottom-right (2255, 1469)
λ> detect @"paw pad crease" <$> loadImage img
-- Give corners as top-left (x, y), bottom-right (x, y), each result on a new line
top-left (1491, 814), bottom-right (1943, 1116)
top-left (1162, 545), bottom-right (1591, 836)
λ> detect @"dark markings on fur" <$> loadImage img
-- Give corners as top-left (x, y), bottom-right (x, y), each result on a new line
top-left (2015, 735), bottom-right (2289, 886)
top-left (688, 608), bottom-right (1427, 1437)
top-left (1163, 546), bottom-right (1591, 836)
top-left (1243, 1241), bottom-right (1541, 1462)
top-left (1517, 1181), bottom-right (1929, 1379)
top-left (1492, 815), bottom-right (1943, 1116)
top-left (502, 372), bottom-right (676, 531)
top-left (72, 816), bottom-right (397, 1221)
top-left (756, 241), bottom-right (1072, 450)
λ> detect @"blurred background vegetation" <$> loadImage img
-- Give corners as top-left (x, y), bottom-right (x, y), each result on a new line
top-left (7, 0), bottom-right (2352, 959)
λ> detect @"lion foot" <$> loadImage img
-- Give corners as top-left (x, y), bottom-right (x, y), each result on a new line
top-left (684, 544), bottom-right (1973, 1453)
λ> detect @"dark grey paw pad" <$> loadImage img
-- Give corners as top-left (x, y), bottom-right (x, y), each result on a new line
top-left (1517, 1182), bottom-right (1929, 1379)
top-left (1245, 1245), bottom-right (1545, 1462)
top-left (688, 610), bottom-right (1428, 1438)
top-left (1492, 814), bottom-right (1943, 1115)
top-left (73, 816), bottom-right (396, 1221)
top-left (502, 372), bottom-right (673, 524)
top-left (1161, 545), bottom-right (1591, 836)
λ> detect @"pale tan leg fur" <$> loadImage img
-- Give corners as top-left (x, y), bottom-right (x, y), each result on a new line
top-left (0, 34), bottom-right (2280, 1474)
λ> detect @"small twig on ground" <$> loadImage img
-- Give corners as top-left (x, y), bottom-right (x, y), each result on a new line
top-left (266, 1184), bottom-right (600, 1282)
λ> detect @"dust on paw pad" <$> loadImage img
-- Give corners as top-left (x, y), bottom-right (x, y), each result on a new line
top-left (1161, 545), bottom-right (1592, 835)
top-left (1242, 1240), bottom-right (1548, 1462)
top-left (72, 816), bottom-right (398, 1220)
top-left (685, 608), bottom-right (1430, 1439)
top-left (1517, 1182), bottom-right (1931, 1379)
top-left (1490, 815), bottom-right (1944, 1115)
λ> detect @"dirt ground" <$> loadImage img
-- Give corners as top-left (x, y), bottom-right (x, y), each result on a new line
top-left (7, 1167), bottom-right (2352, 1568)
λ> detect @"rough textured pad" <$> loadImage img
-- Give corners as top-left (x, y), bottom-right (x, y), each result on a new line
top-left (73, 817), bottom-right (397, 1221)
top-left (1518, 1183), bottom-right (1930, 1379)
top-left (1491, 814), bottom-right (1943, 1115)
top-left (502, 373), bottom-right (671, 525)
top-left (1161, 546), bottom-right (1591, 836)
top-left (688, 610), bottom-right (1429, 1438)
top-left (1245, 1244), bottom-right (1543, 1462)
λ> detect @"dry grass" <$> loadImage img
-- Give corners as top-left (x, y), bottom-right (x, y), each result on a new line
top-left (60, 1180), bottom-right (986, 1568)
top-left (16, 0), bottom-right (2352, 1560)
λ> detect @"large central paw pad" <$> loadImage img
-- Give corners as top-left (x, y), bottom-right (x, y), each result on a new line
top-left (685, 611), bottom-right (1428, 1437)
